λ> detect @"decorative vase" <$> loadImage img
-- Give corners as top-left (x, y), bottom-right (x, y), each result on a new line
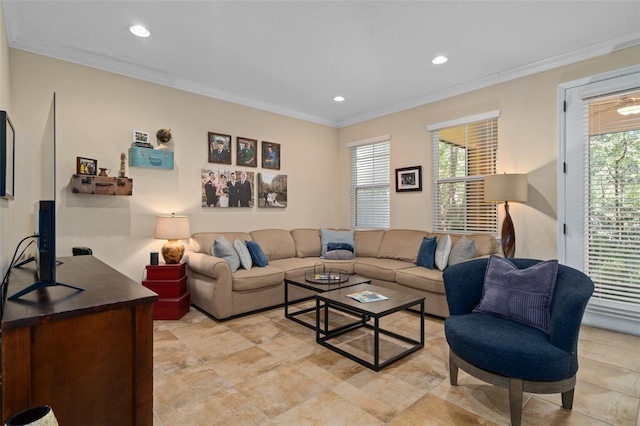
top-left (5, 405), bottom-right (58, 426)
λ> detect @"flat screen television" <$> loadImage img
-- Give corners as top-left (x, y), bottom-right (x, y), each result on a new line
top-left (8, 94), bottom-right (84, 300)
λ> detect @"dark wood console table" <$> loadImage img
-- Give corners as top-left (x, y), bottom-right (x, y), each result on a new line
top-left (1, 255), bottom-right (158, 425)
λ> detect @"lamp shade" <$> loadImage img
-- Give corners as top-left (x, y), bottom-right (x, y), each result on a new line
top-left (154, 214), bottom-right (191, 240)
top-left (484, 173), bottom-right (528, 203)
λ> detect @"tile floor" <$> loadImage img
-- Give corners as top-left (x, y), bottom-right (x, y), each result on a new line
top-left (152, 304), bottom-right (640, 425)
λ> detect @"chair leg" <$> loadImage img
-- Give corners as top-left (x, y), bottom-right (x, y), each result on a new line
top-left (561, 388), bottom-right (575, 410)
top-left (449, 350), bottom-right (459, 386)
top-left (509, 378), bottom-right (524, 426)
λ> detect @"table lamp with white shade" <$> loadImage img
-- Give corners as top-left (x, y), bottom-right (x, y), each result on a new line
top-left (483, 173), bottom-right (528, 258)
top-left (154, 213), bottom-right (191, 264)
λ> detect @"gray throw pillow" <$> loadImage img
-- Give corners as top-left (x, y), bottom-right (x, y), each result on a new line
top-left (325, 249), bottom-right (354, 260)
top-left (320, 229), bottom-right (355, 258)
top-left (212, 235), bottom-right (241, 272)
top-left (448, 236), bottom-right (476, 266)
top-left (234, 239), bottom-right (252, 270)
top-left (473, 255), bottom-right (559, 333)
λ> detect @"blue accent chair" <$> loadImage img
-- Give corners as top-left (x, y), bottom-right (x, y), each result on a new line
top-left (443, 258), bottom-right (594, 426)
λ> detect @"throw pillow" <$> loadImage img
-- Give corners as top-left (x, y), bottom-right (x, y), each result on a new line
top-left (234, 239), bottom-right (253, 270)
top-left (327, 242), bottom-right (355, 253)
top-left (213, 235), bottom-right (241, 272)
top-left (320, 229), bottom-right (355, 258)
top-left (434, 234), bottom-right (452, 270)
top-left (473, 255), bottom-right (559, 333)
top-left (325, 249), bottom-right (355, 260)
top-left (245, 240), bottom-right (268, 267)
top-left (448, 236), bottom-right (476, 266)
top-left (415, 236), bottom-right (437, 269)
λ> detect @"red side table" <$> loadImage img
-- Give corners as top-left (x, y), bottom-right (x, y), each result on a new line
top-left (143, 262), bottom-right (190, 320)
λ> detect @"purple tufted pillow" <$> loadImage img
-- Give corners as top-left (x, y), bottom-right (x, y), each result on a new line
top-left (473, 255), bottom-right (558, 333)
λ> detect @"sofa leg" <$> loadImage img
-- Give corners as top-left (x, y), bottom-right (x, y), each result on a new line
top-left (561, 388), bottom-right (575, 410)
top-left (449, 350), bottom-right (458, 386)
top-left (509, 378), bottom-right (523, 426)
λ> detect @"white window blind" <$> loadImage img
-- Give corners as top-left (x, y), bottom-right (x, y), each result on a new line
top-left (584, 90), bottom-right (640, 305)
top-left (349, 137), bottom-right (390, 228)
top-left (430, 113), bottom-right (499, 233)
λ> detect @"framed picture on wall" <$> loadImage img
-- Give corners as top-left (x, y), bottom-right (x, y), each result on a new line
top-left (261, 141), bottom-right (280, 170)
top-left (208, 132), bottom-right (232, 164)
top-left (76, 157), bottom-right (98, 176)
top-left (395, 166), bottom-right (422, 192)
top-left (236, 137), bottom-right (257, 167)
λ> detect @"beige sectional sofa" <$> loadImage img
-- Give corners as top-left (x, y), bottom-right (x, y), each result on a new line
top-left (185, 228), bottom-right (499, 320)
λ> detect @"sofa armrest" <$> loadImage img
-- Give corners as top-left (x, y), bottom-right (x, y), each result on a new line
top-left (185, 251), bottom-right (231, 280)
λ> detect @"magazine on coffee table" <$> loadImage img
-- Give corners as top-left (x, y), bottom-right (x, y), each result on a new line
top-left (346, 290), bottom-right (389, 303)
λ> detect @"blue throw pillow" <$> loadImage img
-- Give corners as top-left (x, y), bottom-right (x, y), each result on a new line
top-left (245, 240), bottom-right (268, 267)
top-left (415, 237), bottom-right (437, 269)
top-left (473, 255), bottom-right (559, 333)
top-left (327, 242), bottom-right (354, 253)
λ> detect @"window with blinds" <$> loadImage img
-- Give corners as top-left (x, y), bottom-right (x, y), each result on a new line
top-left (349, 138), bottom-right (390, 228)
top-left (585, 90), bottom-right (640, 306)
top-left (429, 113), bottom-right (499, 233)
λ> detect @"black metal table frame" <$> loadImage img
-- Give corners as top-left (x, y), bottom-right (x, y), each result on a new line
top-left (315, 295), bottom-right (425, 371)
top-left (284, 276), bottom-right (370, 332)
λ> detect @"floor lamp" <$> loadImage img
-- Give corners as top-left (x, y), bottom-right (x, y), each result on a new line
top-left (484, 173), bottom-right (528, 258)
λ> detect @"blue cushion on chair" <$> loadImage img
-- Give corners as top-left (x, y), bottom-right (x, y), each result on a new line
top-left (445, 313), bottom-right (575, 381)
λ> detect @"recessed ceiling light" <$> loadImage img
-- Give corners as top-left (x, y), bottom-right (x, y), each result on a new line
top-left (333, 96), bottom-right (346, 102)
top-left (432, 55), bottom-right (448, 65)
top-left (129, 25), bottom-right (151, 38)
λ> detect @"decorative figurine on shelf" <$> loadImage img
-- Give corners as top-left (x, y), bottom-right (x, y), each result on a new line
top-left (119, 152), bottom-right (127, 178)
top-left (156, 128), bottom-right (172, 151)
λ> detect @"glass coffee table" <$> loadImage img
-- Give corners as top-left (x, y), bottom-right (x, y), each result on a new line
top-left (315, 283), bottom-right (424, 371)
top-left (284, 272), bottom-right (371, 331)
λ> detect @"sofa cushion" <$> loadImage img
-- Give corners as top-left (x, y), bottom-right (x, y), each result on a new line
top-left (473, 255), bottom-right (558, 333)
top-left (290, 228), bottom-right (321, 258)
top-left (250, 229), bottom-right (296, 260)
top-left (232, 266), bottom-right (285, 291)
top-left (449, 233), bottom-right (497, 257)
top-left (245, 241), bottom-right (268, 267)
top-left (416, 237), bottom-right (437, 269)
top-left (395, 266), bottom-right (445, 294)
top-left (377, 229), bottom-right (428, 262)
top-left (354, 258), bottom-right (415, 282)
top-left (213, 236), bottom-right (241, 272)
top-left (434, 234), bottom-right (452, 270)
top-left (270, 257), bottom-right (321, 275)
top-left (354, 229), bottom-right (386, 258)
top-left (234, 239), bottom-right (253, 270)
top-left (320, 229), bottom-right (355, 258)
top-left (448, 236), bottom-right (476, 266)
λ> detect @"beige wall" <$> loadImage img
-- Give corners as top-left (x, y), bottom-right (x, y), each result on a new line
top-left (4, 35), bottom-right (640, 281)
top-left (0, 2), bottom-right (13, 275)
top-left (9, 50), bottom-right (338, 281)
top-left (338, 45), bottom-right (640, 260)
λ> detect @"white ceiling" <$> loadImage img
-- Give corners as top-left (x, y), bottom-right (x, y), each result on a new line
top-left (3, 1), bottom-right (640, 127)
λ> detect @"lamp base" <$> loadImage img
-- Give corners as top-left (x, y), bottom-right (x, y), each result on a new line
top-left (161, 240), bottom-right (185, 264)
top-left (501, 201), bottom-right (516, 258)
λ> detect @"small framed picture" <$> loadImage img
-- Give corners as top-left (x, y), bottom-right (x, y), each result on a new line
top-left (236, 137), bottom-right (257, 167)
top-left (396, 166), bottom-right (422, 192)
top-left (77, 157), bottom-right (98, 175)
top-left (133, 130), bottom-right (149, 144)
top-left (261, 141), bottom-right (280, 170)
top-left (208, 132), bottom-right (232, 164)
